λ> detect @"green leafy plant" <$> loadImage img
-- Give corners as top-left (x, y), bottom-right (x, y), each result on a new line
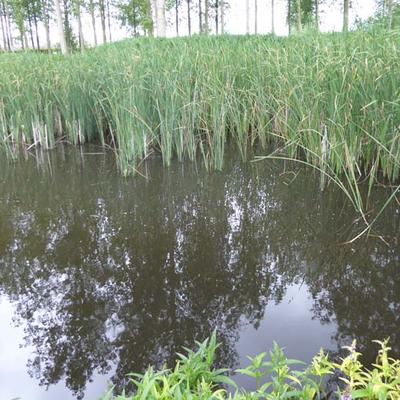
top-left (101, 333), bottom-right (400, 399)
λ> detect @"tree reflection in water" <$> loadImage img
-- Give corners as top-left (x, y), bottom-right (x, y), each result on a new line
top-left (0, 146), bottom-right (399, 398)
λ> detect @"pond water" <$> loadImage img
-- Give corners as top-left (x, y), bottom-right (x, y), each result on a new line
top-left (0, 146), bottom-right (399, 400)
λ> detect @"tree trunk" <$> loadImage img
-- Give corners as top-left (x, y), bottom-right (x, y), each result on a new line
top-left (146, 0), bottom-right (154, 36)
top-left (27, 13), bottom-right (35, 49)
top-left (2, 0), bottom-right (13, 50)
top-left (6, 10), bottom-right (12, 50)
top-left (63, 0), bottom-right (73, 48)
top-left (271, 0), bottom-right (275, 34)
top-left (387, 0), bottom-right (393, 29)
top-left (151, 0), bottom-right (157, 36)
top-left (77, 1), bottom-right (85, 53)
top-left (245, 0), bottom-right (249, 34)
top-left (296, 0), bottom-right (301, 32)
top-left (55, 0), bottom-right (68, 54)
top-left (343, 0), bottom-right (349, 32)
top-left (133, 7), bottom-right (137, 35)
top-left (214, 0), bottom-right (218, 34)
top-left (204, 0), bottom-right (208, 32)
top-left (0, 0), bottom-right (7, 50)
top-left (254, 0), bottom-right (257, 34)
top-left (175, 0), bottom-right (179, 35)
top-left (43, 0), bottom-right (51, 51)
top-left (187, 0), bottom-right (191, 35)
top-left (33, 12), bottom-right (40, 49)
top-left (24, 32), bottom-right (29, 49)
top-left (199, 0), bottom-right (202, 32)
top-left (287, 0), bottom-right (291, 34)
top-left (220, 0), bottom-right (224, 33)
top-left (107, 0), bottom-right (112, 41)
top-left (1, 17), bottom-right (7, 50)
top-left (89, 0), bottom-right (98, 45)
top-left (315, 0), bottom-right (319, 31)
top-left (99, 0), bottom-right (107, 43)
top-left (0, 17), bottom-right (5, 51)
top-left (157, 0), bottom-right (166, 37)
top-left (44, 19), bottom-right (50, 50)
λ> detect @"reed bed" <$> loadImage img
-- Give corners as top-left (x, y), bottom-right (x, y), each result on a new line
top-left (1, 30), bottom-right (399, 196)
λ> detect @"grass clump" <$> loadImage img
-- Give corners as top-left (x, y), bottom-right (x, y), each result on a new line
top-left (1, 29), bottom-right (400, 234)
top-left (101, 333), bottom-right (400, 400)
top-left (1, 29), bottom-right (399, 178)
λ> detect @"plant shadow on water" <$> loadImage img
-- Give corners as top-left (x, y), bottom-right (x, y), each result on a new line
top-left (0, 145), bottom-right (399, 399)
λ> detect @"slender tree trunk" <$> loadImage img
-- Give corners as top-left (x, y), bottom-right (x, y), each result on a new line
top-left (175, 0), bottom-right (179, 35)
top-left (107, 0), bottom-right (112, 41)
top-left (20, 29), bottom-right (26, 49)
top-left (2, 18), bottom-right (8, 50)
top-left (44, 19), bottom-right (50, 50)
top-left (204, 0), bottom-right (208, 32)
top-left (245, 0), bottom-right (249, 33)
top-left (99, 0), bottom-right (107, 43)
top-left (145, 0), bottom-right (154, 36)
top-left (33, 13), bottom-right (40, 49)
top-left (77, 1), bottom-right (85, 53)
top-left (387, 0), bottom-right (393, 29)
top-left (315, 0), bottom-right (319, 30)
top-left (0, 17), bottom-right (5, 51)
top-left (89, 0), bottom-right (98, 45)
top-left (343, 0), bottom-right (349, 32)
top-left (254, 0), bottom-right (257, 34)
top-left (27, 13), bottom-right (35, 49)
top-left (0, 1), bottom-right (7, 50)
top-left (157, 0), bottom-right (166, 37)
top-left (296, 0), bottom-right (301, 31)
top-left (287, 0), bottom-right (291, 34)
top-left (215, 0), bottom-right (218, 33)
top-left (271, 0), bottom-right (275, 34)
top-left (55, 0), bottom-right (68, 54)
top-left (2, 0), bottom-right (12, 50)
top-left (63, 0), bottom-right (73, 48)
top-left (6, 10), bottom-right (12, 50)
top-left (199, 0), bottom-right (202, 32)
top-left (133, 7), bottom-right (137, 35)
top-left (43, 1), bottom-right (51, 51)
top-left (220, 0), bottom-right (224, 33)
top-left (187, 0), bottom-right (191, 35)
top-left (151, 0), bottom-right (157, 36)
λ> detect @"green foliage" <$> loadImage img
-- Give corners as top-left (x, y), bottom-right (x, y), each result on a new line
top-left (287, 0), bottom-right (316, 29)
top-left (356, 2), bottom-right (400, 31)
top-left (1, 28), bottom-right (400, 237)
top-left (100, 331), bottom-right (236, 400)
top-left (101, 334), bottom-right (400, 400)
top-left (118, 0), bottom-right (153, 35)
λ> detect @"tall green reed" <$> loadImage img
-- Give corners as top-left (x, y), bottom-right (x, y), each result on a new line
top-left (0, 29), bottom-right (399, 235)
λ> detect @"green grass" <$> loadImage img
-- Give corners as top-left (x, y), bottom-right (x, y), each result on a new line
top-left (100, 332), bottom-right (400, 399)
top-left (1, 29), bottom-right (400, 229)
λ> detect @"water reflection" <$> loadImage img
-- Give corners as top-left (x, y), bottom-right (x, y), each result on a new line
top-left (0, 146), bottom-right (399, 398)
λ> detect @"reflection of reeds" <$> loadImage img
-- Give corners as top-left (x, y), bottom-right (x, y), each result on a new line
top-left (0, 30), bottom-right (399, 232)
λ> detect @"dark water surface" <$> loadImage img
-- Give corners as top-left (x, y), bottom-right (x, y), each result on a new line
top-left (0, 146), bottom-right (399, 399)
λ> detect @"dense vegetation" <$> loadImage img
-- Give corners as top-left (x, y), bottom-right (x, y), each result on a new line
top-left (1, 29), bottom-right (399, 172)
top-left (1, 28), bottom-right (399, 223)
top-left (101, 332), bottom-right (400, 399)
